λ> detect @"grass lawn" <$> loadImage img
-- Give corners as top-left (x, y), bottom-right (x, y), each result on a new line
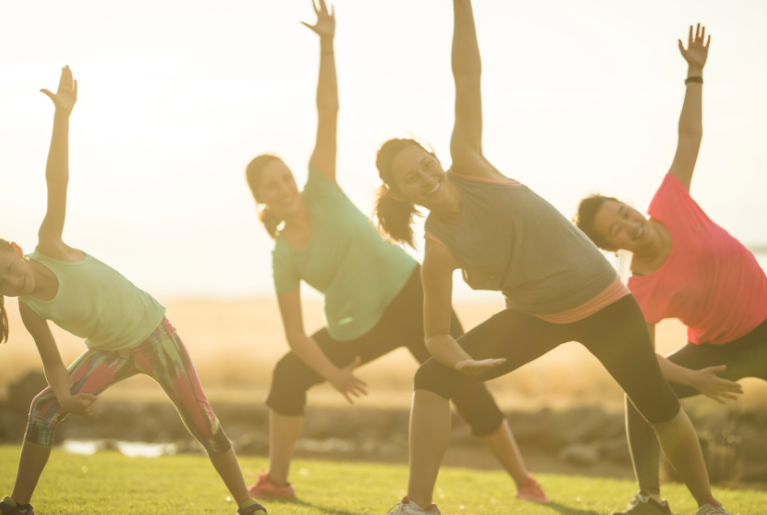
top-left (0, 446), bottom-right (763, 514)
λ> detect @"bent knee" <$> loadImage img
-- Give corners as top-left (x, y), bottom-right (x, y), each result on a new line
top-left (414, 358), bottom-right (464, 400)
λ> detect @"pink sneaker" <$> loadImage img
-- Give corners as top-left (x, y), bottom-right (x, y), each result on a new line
top-left (247, 471), bottom-right (296, 500)
top-left (515, 473), bottom-right (550, 503)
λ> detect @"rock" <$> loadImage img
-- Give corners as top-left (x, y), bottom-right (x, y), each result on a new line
top-left (559, 443), bottom-right (600, 466)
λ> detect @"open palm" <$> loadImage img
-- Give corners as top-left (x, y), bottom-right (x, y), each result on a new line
top-left (455, 358), bottom-right (506, 376)
top-left (41, 65), bottom-right (78, 114)
top-left (679, 24), bottom-right (710, 69)
top-left (302, 0), bottom-right (335, 39)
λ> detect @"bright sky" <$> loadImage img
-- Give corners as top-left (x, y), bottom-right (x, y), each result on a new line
top-left (1, 0), bottom-right (766, 299)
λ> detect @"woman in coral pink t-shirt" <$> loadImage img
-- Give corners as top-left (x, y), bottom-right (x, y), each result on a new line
top-left (575, 25), bottom-right (767, 515)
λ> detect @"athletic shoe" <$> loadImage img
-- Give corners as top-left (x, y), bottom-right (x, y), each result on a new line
top-left (694, 505), bottom-right (730, 515)
top-left (247, 471), bottom-right (296, 500)
top-left (611, 491), bottom-right (672, 515)
top-left (515, 473), bottom-right (550, 503)
top-left (237, 500), bottom-right (268, 514)
top-left (0, 497), bottom-right (34, 515)
top-left (386, 497), bottom-right (441, 514)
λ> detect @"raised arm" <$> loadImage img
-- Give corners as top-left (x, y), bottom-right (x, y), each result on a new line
top-left (303, 0), bottom-right (339, 184)
top-left (277, 289), bottom-right (367, 404)
top-left (37, 66), bottom-right (80, 260)
top-left (19, 303), bottom-right (97, 417)
top-left (449, 0), bottom-right (485, 174)
top-left (668, 24), bottom-right (710, 191)
top-left (422, 241), bottom-right (505, 374)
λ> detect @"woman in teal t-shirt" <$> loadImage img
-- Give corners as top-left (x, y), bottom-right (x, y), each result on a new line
top-left (0, 68), bottom-right (266, 515)
top-left (243, 1), bottom-right (546, 504)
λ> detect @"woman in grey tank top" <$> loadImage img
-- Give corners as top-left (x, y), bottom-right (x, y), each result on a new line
top-left (376, 2), bottom-right (728, 515)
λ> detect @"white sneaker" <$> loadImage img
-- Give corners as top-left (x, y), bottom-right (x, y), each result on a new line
top-left (386, 497), bottom-right (441, 514)
top-left (695, 505), bottom-right (730, 515)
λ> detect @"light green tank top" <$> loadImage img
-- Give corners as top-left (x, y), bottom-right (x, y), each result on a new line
top-left (19, 249), bottom-right (166, 351)
top-left (272, 166), bottom-right (417, 341)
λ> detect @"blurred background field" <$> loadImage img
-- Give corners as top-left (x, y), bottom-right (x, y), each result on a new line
top-left (3, 296), bottom-right (767, 412)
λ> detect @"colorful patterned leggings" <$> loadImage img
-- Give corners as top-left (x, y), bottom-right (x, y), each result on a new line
top-left (25, 318), bottom-right (231, 457)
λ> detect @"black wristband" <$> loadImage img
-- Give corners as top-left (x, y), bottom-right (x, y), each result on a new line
top-left (685, 76), bottom-right (703, 85)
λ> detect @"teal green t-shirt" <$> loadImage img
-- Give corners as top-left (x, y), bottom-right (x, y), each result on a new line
top-left (19, 250), bottom-right (166, 351)
top-left (272, 166), bottom-right (417, 341)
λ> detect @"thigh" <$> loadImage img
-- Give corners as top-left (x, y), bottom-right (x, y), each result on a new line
top-left (414, 309), bottom-right (568, 399)
top-left (31, 346), bottom-right (135, 418)
top-left (578, 296), bottom-right (679, 423)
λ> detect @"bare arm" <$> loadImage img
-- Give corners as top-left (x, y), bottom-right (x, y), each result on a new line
top-left (277, 289), bottom-right (367, 403)
top-left (668, 24), bottom-right (710, 191)
top-left (303, 0), bottom-right (339, 184)
top-left (19, 303), bottom-right (97, 417)
top-left (37, 67), bottom-right (78, 259)
top-left (422, 240), bottom-right (505, 374)
top-left (448, 0), bottom-right (504, 181)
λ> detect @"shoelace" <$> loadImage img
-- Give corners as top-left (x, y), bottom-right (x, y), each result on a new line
top-left (704, 507), bottom-right (729, 515)
top-left (386, 502), bottom-right (405, 514)
top-left (626, 492), bottom-right (650, 509)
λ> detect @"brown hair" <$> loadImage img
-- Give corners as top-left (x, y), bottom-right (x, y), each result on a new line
top-left (0, 238), bottom-right (13, 344)
top-left (574, 194), bottom-right (620, 250)
top-left (374, 138), bottom-right (435, 248)
top-left (245, 154), bottom-right (284, 239)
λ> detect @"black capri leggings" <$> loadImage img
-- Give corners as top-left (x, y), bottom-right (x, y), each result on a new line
top-left (415, 294), bottom-right (681, 425)
top-left (266, 267), bottom-right (505, 437)
top-left (627, 317), bottom-right (767, 495)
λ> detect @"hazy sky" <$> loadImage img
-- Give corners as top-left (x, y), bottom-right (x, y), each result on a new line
top-left (1, 0), bottom-right (766, 299)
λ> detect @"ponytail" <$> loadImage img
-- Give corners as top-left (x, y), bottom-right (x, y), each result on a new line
top-left (245, 154), bottom-right (284, 239)
top-left (373, 184), bottom-right (421, 248)
top-left (374, 138), bottom-right (435, 248)
top-left (0, 238), bottom-right (13, 344)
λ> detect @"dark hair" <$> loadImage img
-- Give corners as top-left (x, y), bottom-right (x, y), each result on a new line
top-left (245, 154), bottom-right (284, 239)
top-left (374, 138), bottom-right (436, 248)
top-left (0, 238), bottom-right (13, 344)
top-left (574, 194), bottom-right (620, 250)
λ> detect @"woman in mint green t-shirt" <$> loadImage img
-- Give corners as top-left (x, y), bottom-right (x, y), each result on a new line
top-left (242, 0), bottom-right (546, 504)
top-left (0, 67), bottom-right (266, 515)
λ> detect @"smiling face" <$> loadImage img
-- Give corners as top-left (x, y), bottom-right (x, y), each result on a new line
top-left (388, 144), bottom-right (449, 210)
top-left (0, 248), bottom-right (35, 298)
top-left (256, 159), bottom-right (302, 218)
top-left (592, 199), bottom-right (655, 252)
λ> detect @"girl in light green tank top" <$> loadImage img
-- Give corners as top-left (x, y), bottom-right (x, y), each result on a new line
top-left (0, 67), bottom-right (266, 515)
top-left (240, 2), bottom-right (541, 503)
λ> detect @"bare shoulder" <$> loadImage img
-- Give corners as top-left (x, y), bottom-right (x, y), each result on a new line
top-left (36, 238), bottom-right (86, 263)
top-left (450, 154), bottom-right (510, 182)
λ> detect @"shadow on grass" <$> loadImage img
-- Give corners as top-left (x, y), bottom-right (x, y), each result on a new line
top-left (543, 501), bottom-right (601, 515)
top-left (268, 498), bottom-right (359, 515)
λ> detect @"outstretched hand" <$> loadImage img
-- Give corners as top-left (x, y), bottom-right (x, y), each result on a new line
top-left (41, 66), bottom-right (78, 115)
top-left (301, 0), bottom-right (335, 39)
top-left (455, 358), bottom-right (507, 376)
top-left (678, 24), bottom-right (710, 70)
top-left (60, 393), bottom-right (98, 417)
top-left (328, 356), bottom-right (368, 404)
top-left (688, 365), bottom-right (743, 404)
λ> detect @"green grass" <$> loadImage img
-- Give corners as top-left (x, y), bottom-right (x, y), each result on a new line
top-left (0, 446), bottom-right (763, 515)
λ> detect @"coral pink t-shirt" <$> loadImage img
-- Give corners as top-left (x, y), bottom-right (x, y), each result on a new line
top-left (628, 174), bottom-right (767, 344)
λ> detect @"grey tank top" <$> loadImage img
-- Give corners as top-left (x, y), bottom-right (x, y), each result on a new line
top-left (425, 173), bottom-right (617, 315)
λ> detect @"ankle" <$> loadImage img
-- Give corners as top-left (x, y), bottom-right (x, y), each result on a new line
top-left (700, 495), bottom-right (721, 508)
top-left (408, 495), bottom-right (432, 511)
top-left (646, 492), bottom-right (664, 505)
top-left (266, 473), bottom-right (289, 487)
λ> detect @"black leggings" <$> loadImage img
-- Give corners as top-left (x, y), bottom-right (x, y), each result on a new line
top-left (416, 294), bottom-right (681, 424)
top-left (627, 318), bottom-right (767, 495)
top-left (266, 267), bottom-right (505, 436)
